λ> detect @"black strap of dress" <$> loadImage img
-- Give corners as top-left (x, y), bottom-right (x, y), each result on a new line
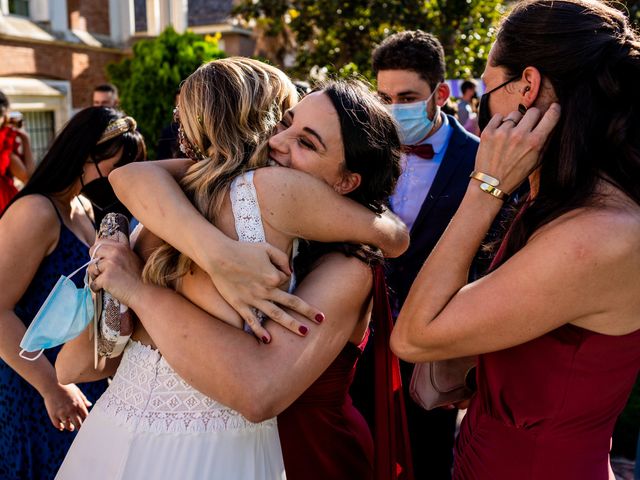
top-left (43, 195), bottom-right (64, 224)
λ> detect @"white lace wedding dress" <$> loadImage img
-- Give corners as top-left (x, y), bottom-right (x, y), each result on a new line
top-left (56, 171), bottom-right (287, 480)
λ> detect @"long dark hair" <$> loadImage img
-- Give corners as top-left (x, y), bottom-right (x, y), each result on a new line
top-left (295, 79), bottom-right (402, 278)
top-left (491, 0), bottom-right (640, 265)
top-left (9, 107), bottom-right (145, 207)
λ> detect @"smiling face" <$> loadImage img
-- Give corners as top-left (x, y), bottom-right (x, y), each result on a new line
top-left (268, 91), bottom-right (355, 194)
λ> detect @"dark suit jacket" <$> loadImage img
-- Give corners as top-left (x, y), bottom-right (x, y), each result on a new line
top-left (386, 115), bottom-right (479, 314)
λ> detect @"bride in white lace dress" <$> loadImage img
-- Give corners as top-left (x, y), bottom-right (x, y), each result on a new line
top-left (55, 59), bottom-right (406, 479)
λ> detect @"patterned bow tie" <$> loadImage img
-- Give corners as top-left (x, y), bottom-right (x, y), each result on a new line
top-left (402, 143), bottom-right (435, 160)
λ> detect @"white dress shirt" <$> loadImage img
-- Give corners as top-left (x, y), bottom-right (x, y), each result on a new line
top-left (390, 113), bottom-right (453, 231)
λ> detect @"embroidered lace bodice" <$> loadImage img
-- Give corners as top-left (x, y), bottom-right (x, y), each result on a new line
top-left (230, 170), bottom-right (267, 244)
top-left (96, 340), bottom-right (275, 434)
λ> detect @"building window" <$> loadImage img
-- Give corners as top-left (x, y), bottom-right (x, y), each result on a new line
top-left (23, 111), bottom-right (54, 163)
top-left (8, 0), bottom-right (29, 16)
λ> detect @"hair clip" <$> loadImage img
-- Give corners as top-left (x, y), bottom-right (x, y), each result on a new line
top-left (178, 123), bottom-right (207, 161)
top-left (97, 117), bottom-right (137, 145)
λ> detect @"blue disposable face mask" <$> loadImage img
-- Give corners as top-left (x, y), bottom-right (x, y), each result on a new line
top-left (19, 256), bottom-right (98, 361)
top-left (386, 83), bottom-right (440, 146)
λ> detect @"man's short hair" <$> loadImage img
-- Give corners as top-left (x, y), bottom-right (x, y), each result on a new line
top-left (93, 83), bottom-right (118, 96)
top-left (461, 80), bottom-right (477, 94)
top-left (372, 30), bottom-right (446, 89)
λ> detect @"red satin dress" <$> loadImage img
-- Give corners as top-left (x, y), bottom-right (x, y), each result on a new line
top-left (277, 265), bottom-right (413, 480)
top-left (0, 127), bottom-right (18, 213)
top-left (454, 324), bottom-right (640, 479)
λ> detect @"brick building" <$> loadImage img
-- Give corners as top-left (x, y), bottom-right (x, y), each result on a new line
top-left (0, 0), bottom-right (254, 161)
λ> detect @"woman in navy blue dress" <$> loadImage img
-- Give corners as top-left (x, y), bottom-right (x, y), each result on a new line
top-left (0, 107), bottom-right (145, 479)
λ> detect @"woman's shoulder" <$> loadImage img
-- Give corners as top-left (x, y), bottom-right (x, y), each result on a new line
top-left (3, 194), bottom-right (60, 227)
top-left (0, 194), bottom-right (60, 252)
top-left (530, 200), bottom-right (640, 267)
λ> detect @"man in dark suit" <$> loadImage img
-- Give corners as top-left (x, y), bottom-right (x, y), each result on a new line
top-left (357, 30), bottom-right (480, 479)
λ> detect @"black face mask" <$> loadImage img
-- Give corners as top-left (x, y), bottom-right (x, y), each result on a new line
top-left (80, 162), bottom-right (131, 228)
top-left (478, 76), bottom-right (520, 132)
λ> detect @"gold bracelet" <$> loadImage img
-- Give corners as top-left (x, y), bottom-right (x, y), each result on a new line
top-left (470, 171), bottom-right (500, 187)
top-left (478, 182), bottom-right (507, 201)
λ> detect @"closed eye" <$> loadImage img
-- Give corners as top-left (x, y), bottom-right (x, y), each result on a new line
top-left (297, 137), bottom-right (316, 150)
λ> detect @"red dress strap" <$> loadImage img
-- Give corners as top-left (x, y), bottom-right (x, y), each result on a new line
top-left (371, 264), bottom-right (415, 480)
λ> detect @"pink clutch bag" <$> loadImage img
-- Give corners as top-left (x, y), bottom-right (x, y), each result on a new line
top-left (409, 356), bottom-right (476, 410)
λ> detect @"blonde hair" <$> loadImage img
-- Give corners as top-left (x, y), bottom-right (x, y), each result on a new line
top-left (143, 57), bottom-right (298, 286)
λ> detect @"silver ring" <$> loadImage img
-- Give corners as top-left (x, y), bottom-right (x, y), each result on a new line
top-left (501, 118), bottom-right (518, 126)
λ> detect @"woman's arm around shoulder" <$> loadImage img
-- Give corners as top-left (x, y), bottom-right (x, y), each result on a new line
top-left (92, 244), bottom-right (373, 422)
top-left (254, 166), bottom-right (409, 257)
top-left (110, 159), bottom-right (321, 330)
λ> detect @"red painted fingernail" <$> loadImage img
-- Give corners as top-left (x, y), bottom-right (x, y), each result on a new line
top-left (298, 325), bottom-right (308, 335)
top-left (262, 336), bottom-right (270, 344)
top-left (315, 313), bottom-right (325, 323)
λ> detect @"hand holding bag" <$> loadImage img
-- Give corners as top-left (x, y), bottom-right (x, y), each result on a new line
top-left (409, 356), bottom-right (476, 410)
top-left (93, 213), bottom-right (134, 367)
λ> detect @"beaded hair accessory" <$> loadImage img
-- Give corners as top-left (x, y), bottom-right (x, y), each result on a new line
top-left (174, 106), bottom-right (207, 161)
top-left (97, 117), bottom-right (137, 145)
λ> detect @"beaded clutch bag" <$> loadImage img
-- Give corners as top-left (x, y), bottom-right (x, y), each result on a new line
top-left (93, 213), bottom-right (134, 367)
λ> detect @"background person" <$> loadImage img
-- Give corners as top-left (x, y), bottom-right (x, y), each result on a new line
top-left (349, 29), bottom-right (480, 479)
top-left (456, 79), bottom-right (477, 127)
top-left (92, 83), bottom-right (119, 108)
top-left (0, 90), bottom-right (34, 212)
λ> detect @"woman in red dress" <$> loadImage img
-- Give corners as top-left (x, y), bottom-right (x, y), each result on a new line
top-left (391, 1), bottom-right (640, 479)
top-left (0, 92), bottom-right (34, 212)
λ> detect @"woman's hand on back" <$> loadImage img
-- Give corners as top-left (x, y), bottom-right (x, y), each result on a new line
top-left (201, 239), bottom-right (325, 343)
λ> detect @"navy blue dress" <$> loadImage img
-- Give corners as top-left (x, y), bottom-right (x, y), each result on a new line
top-left (0, 196), bottom-right (108, 480)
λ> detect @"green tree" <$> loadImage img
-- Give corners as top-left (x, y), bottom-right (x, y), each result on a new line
top-left (234, 0), bottom-right (505, 82)
top-left (621, 0), bottom-right (640, 25)
top-left (107, 27), bottom-right (225, 159)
